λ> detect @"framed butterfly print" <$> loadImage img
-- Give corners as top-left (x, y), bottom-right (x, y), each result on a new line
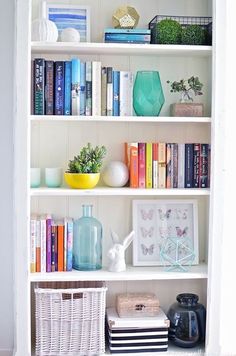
top-left (132, 199), bottom-right (199, 266)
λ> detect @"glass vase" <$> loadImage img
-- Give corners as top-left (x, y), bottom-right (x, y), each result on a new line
top-left (133, 71), bottom-right (165, 116)
top-left (73, 205), bottom-right (102, 270)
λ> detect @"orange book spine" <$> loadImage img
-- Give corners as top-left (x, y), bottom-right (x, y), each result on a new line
top-left (36, 220), bottom-right (41, 272)
top-left (130, 143), bottom-right (138, 188)
top-left (145, 142), bottom-right (153, 188)
top-left (57, 224), bottom-right (64, 272)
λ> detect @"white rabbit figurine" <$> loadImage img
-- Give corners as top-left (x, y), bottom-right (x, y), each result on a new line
top-left (107, 230), bottom-right (134, 272)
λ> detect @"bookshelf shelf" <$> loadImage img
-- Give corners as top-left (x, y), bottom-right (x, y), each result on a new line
top-left (31, 42), bottom-right (212, 57)
top-left (30, 263), bottom-right (208, 282)
top-left (30, 115), bottom-right (212, 123)
top-left (30, 187), bottom-right (210, 197)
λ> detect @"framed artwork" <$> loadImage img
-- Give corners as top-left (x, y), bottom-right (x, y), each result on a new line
top-left (41, 1), bottom-right (91, 42)
top-left (132, 199), bottom-right (199, 266)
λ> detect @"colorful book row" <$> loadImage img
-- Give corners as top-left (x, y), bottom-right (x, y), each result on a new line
top-left (125, 142), bottom-right (211, 189)
top-left (32, 58), bottom-right (133, 116)
top-left (30, 215), bottom-right (73, 273)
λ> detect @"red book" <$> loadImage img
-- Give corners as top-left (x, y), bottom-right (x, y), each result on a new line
top-left (138, 143), bottom-right (146, 188)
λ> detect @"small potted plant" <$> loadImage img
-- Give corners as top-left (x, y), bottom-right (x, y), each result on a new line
top-left (64, 143), bottom-right (107, 189)
top-left (167, 76), bottom-right (204, 117)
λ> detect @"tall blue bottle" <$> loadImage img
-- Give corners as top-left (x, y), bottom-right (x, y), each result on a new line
top-left (73, 205), bottom-right (102, 270)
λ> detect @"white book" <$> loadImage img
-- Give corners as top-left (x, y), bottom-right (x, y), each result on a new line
top-left (40, 216), bottom-right (47, 273)
top-left (178, 143), bottom-right (185, 188)
top-left (71, 58), bottom-right (81, 116)
top-left (106, 307), bottom-right (169, 329)
top-left (120, 71), bottom-right (134, 116)
top-left (92, 61), bottom-right (101, 116)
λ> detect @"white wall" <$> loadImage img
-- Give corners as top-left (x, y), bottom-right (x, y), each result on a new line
top-left (0, 0), bottom-right (14, 354)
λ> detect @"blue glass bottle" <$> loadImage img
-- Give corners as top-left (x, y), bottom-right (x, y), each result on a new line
top-left (73, 205), bottom-right (102, 270)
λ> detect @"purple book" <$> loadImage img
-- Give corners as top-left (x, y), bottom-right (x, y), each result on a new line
top-left (46, 215), bottom-right (52, 272)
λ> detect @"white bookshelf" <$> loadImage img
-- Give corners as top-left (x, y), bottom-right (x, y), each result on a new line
top-left (14, 0), bottom-right (223, 355)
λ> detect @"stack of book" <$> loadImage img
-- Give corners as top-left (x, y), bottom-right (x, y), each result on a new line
top-left (106, 307), bottom-right (169, 354)
top-left (104, 28), bottom-right (151, 44)
top-left (30, 214), bottom-right (73, 273)
top-left (125, 142), bottom-right (211, 189)
top-left (32, 58), bottom-right (133, 116)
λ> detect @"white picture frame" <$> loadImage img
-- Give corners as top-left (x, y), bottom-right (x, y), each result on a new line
top-left (41, 1), bottom-right (91, 42)
top-left (132, 199), bottom-right (199, 266)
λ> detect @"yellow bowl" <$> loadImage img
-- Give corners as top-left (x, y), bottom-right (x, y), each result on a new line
top-left (64, 172), bottom-right (100, 189)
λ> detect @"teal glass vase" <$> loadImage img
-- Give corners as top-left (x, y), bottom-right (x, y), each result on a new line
top-left (73, 205), bottom-right (102, 270)
top-left (133, 71), bottom-right (165, 116)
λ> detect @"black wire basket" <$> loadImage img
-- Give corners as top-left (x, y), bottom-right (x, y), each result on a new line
top-left (149, 15), bottom-right (212, 45)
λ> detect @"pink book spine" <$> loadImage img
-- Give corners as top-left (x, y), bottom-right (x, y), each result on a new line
top-left (46, 214), bottom-right (52, 272)
top-left (138, 143), bottom-right (146, 188)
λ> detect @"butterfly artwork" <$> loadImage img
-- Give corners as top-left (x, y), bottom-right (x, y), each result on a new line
top-left (159, 226), bottom-right (172, 239)
top-left (158, 209), bottom-right (171, 221)
top-left (140, 209), bottom-right (154, 221)
top-left (176, 226), bottom-right (188, 237)
top-left (141, 243), bottom-right (155, 255)
top-left (174, 209), bottom-right (188, 220)
top-left (140, 226), bottom-right (154, 238)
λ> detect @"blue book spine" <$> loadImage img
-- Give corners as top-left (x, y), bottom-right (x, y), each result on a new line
top-left (113, 71), bottom-right (120, 116)
top-left (71, 58), bottom-right (80, 115)
top-left (105, 33), bottom-right (151, 41)
top-left (64, 61), bottom-right (72, 115)
top-left (104, 28), bottom-right (151, 34)
top-left (184, 144), bottom-right (194, 188)
top-left (200, 144), bottom-right (209, 188)
top-left (66, 220), bottom-right (73, 271)
top-left (80, 62), bottom-right (86, 115)
top-left (54, 61), bottom-right (65, 115)
top-left (85, 61), bottom-right (92, 116)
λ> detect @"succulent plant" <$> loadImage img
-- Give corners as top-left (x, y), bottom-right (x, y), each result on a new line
top-left (67, 143), bottom-right (107, 174)
top-left (156, 19), bottom-right (182, 44)
top-left (182, 25), bottom-right (206, 45)
top-left (167, 76), bottom-right (203, 102)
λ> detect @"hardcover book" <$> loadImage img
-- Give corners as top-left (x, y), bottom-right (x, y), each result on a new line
top-left (45, 60), bottom-right (54, 115)
top-left (178, 143), bottom-right (185, 188)
top-left (113, 71), bottom-right (120, 116)
top-left (66, 219), bottom-right (73, 271)
top-left (30, 217), bottom-right (37, 273)
top-left (46, 214), bottom-right (52, 272)
top-left (193, 143), bottom-right (201, 188)
top-left (104, 28), bottom-right (151, 34)
top-left (54, 61), bottom-right (65, 115)
top-left (130, 143), bottom-right (139, 188)
top-left (200, 143), bottom-right (209, 188)
top-left (172, 143), bottom-right (178, 188)
top-left (85, 61), bottom-right (92, 116)
top-left (71, 58), bottom-right (81, 115)
top-left (120, 71), bottom-right (133, 116)
top-left (107, 67), bottom-right (113, 116)
top-left (92, 61), bottom-right (102, 116)
top-left (40, 216), bottom-right (47, 273)
top-left (36, 220), bottom-right (41, 272)
top-left (57, 223), bottom-right (64, 272)
top-left (138, 143), bottom-right (146, 188)
top-left (34, 58), bottom-right (45, 115)
top-left (185, 143), bottom-right (194, 188)
top-left (152, 143), bottom-right (158, 189)
top-left (80, 61), bottom-right (86, 115)
top-left (64, 61), bottom-right (72, 115)
top-left (51, 223), bottom-right (57, 272)
top-left (101, 67), bottom-right (107, 116)
top-left (145, 143), bottom-right (153, 188)
top-left (166, 143), bottom-right (172, 189)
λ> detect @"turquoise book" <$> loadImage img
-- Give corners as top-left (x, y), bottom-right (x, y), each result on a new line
top-left (64, 61), bottom-right (72, 115)
top-left (113, 71), bottom-right (120, 116)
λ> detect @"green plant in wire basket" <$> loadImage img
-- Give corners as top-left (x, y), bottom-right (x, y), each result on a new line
top-left (156, 19), bottom-right (182, 44)
top-left (182, 25), bottom-right (206, 45)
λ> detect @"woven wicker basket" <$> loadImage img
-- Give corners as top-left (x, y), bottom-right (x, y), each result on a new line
top-left (35, 286), bottom-right (107, 355)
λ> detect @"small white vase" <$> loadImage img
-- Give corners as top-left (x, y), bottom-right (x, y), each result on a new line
top-left (31, 18), bottom-right (58, 42)
top-left (60, 28), bottom-right (80, 42)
